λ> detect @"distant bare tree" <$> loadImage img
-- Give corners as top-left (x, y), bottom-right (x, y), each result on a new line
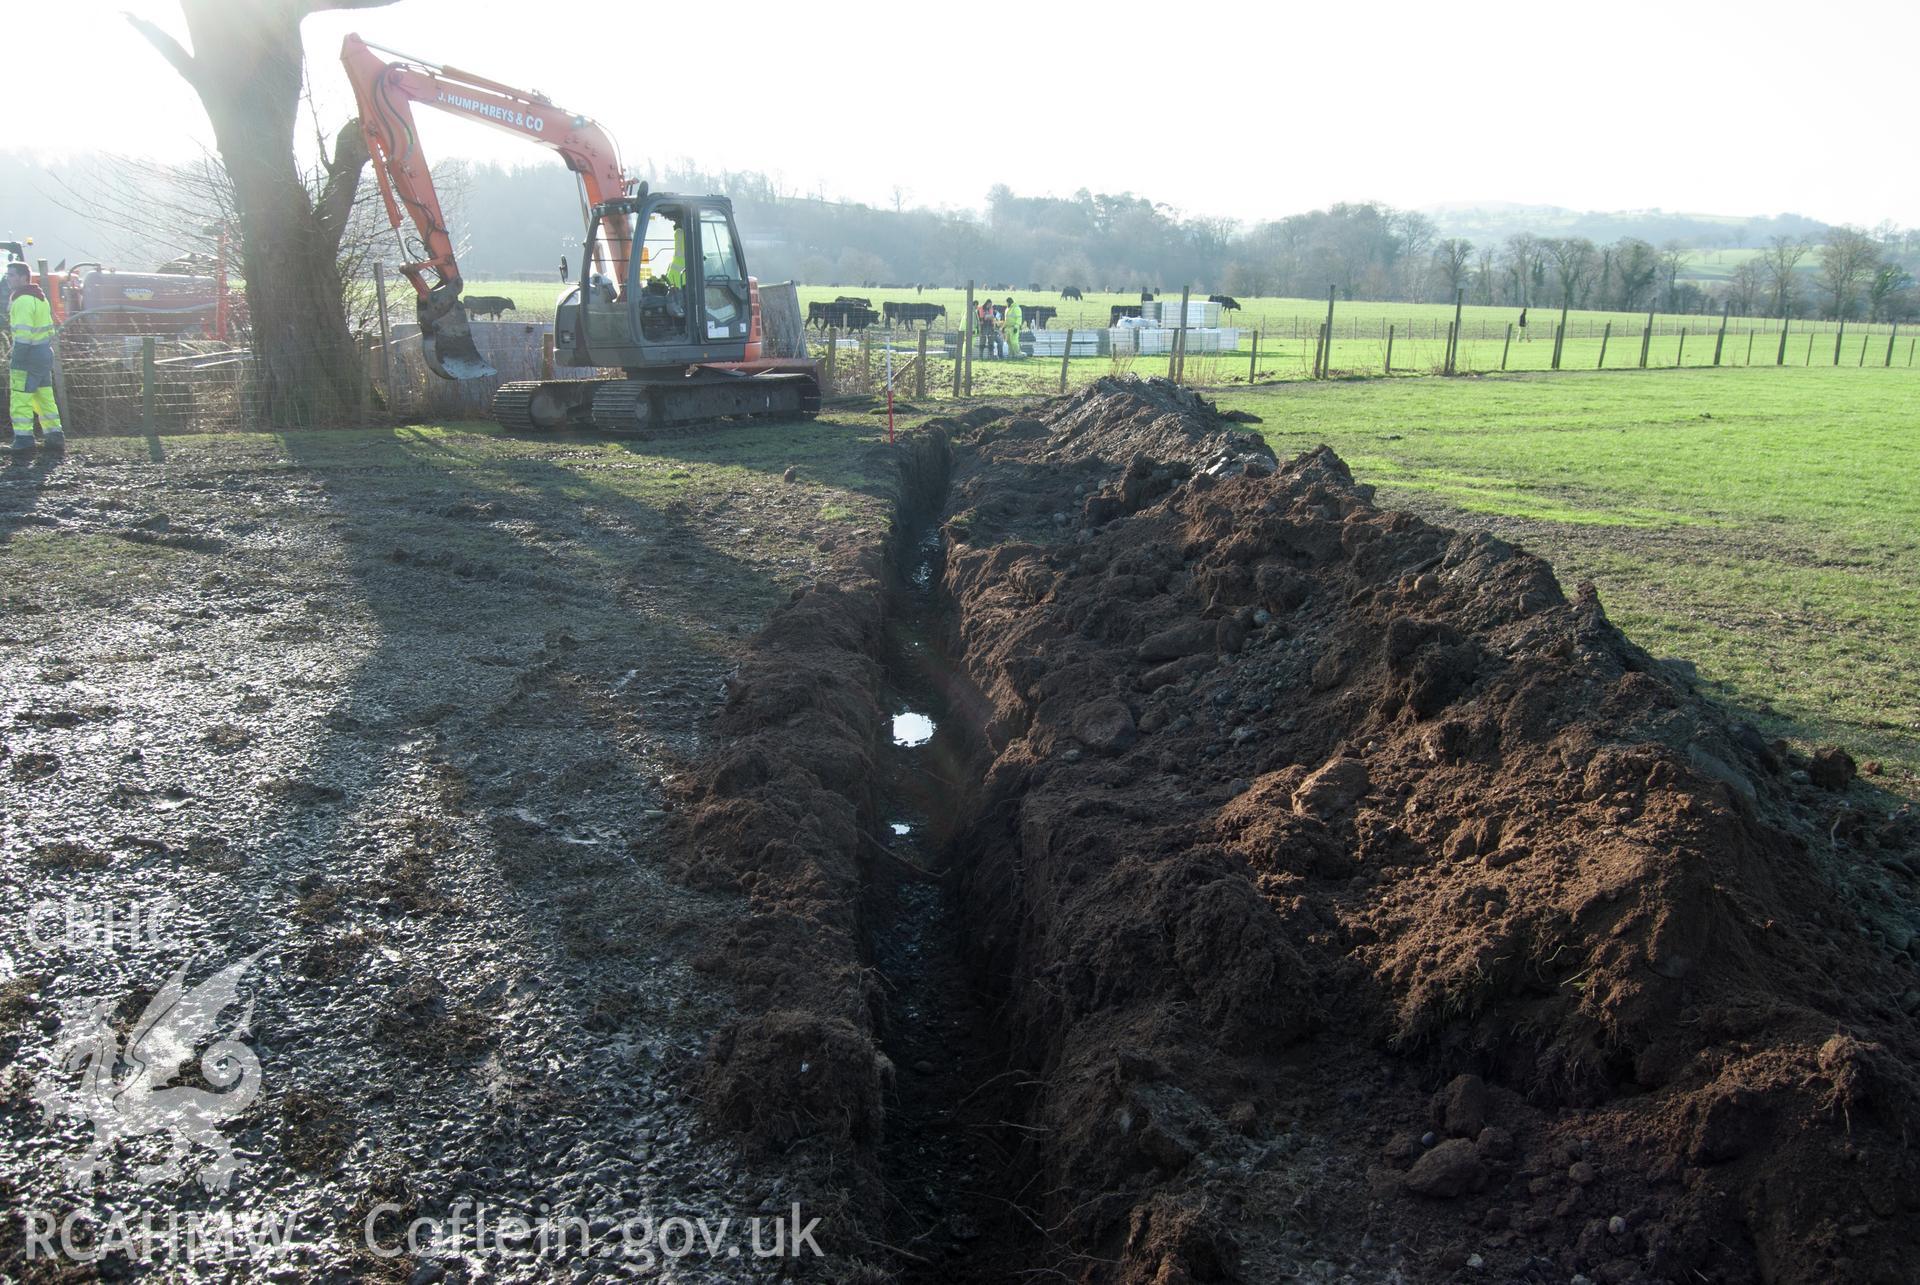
top-left (1762, 235), bottom-right (1812, 317)
top-left (1544, 237), bottom-right (1597, 307)
top-left (1430, 238), bottom-right (1473, 301)
top-left (1658, 242), bottom-right (1691, 311)
top-left (1866, 261), bottom-right (1914, 322)
top-left (1472, 246), bottom-right (1496, 305)
top-left (1728, 259), bottom-right (1762, 316)
top-left (1817, 227), bottom-right (1880, 319)
top-left (1612, 238), bottom-right (1659, 311)
top-left (1502, 233), bottom-right (1541, 306)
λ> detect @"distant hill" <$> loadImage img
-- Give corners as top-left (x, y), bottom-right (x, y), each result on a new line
top-left (1423, 202), bottom-right (1830, 250)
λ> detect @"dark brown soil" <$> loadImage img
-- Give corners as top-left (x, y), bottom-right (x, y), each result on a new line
top-left (677, 377), bottom-right (1920, 1283)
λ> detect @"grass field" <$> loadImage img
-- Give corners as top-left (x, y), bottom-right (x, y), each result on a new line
top-left (379, 288), bottom-right (1920, 784)
top-left (1198, 368), bottom-right (1920, 792)
top-left (463, 279), bottom-right (1915, 394)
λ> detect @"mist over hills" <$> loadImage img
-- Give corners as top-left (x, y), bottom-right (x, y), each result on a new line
top-left (0, 149), bottom-right (1878, 302)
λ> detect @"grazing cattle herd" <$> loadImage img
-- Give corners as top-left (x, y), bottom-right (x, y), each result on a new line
top-left (807, 296), bottom-right (1064, 332)
top-left (806, 297), bottom-right (881, 330)
top-left (459, 284), bottom-right (1233, 335)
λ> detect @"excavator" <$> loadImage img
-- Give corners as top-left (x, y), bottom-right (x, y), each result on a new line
top-left (341, 34), bottom-right (818, 434)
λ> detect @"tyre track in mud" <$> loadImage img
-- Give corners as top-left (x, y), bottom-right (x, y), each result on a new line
top-left (0, 431), bottom-right (889, 1282)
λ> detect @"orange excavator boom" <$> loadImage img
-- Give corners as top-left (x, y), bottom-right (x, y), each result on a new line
top-left (340, 33), bottom-right (635, 379)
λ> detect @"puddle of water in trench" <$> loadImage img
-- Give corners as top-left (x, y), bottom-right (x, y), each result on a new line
top-left (892, 710), bottom-right (936, 747)
top-left (867, 524), bottom-right (1029, 1275)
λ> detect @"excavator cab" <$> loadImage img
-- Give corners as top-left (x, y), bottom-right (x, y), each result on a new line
top-left (558, 194), bottom-right (752, 370)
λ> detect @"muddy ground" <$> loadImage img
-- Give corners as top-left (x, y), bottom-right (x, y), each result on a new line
top-left (3, 385), bottom-right (1918, 1285)
top-left (0, 421), bottom-right (900, 1280)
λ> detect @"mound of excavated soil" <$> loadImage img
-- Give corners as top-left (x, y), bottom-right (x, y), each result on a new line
top-left (930, 379), bottom-right (1920, 1282)
top-left (675, 378), bottom-right (1920, 1282)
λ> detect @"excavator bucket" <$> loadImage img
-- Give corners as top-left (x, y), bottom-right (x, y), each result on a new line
top-left (417, 287), bottom-right (496, 381)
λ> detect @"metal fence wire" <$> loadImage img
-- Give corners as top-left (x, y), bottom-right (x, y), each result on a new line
top-left (4, 277), bottom-right (1913, 437)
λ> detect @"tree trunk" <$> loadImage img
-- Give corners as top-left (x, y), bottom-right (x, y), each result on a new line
top-left (132, 0), bottom-right (391, 427)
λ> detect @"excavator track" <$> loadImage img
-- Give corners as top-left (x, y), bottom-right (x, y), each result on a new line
top-left (490, 370), bottom-right (820, 438)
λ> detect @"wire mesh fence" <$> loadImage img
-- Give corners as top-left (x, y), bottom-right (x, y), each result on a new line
top-left (4, 277), bottom-right (1913, 438)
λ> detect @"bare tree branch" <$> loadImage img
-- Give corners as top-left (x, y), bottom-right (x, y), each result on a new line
top-left (124, 12), bottom-right (201, 90)
top-left (316, 120), bottom-right (370, 252)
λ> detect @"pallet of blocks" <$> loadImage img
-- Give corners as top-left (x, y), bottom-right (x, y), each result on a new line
top-left (1029, 331), bottom-right (1108, 358)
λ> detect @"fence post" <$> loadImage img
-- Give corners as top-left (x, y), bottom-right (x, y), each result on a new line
top-left (1639, 308), bottom-right (1654, 368)
top-left (1676, 328), bottom-right (1687, 367)
top-left (860, 328), bottom-right (872, 392)
top-left (1060, 329), bottom-right (1073, 393)
top-left (1859, 332), bottom-right (1868, 367)
top-left (1712, 302), bottom-right (1729, 366)
top-left (916, 328), bottom-right (929, 398)
top-left (1383, 324), bottom-right (1393, 375)
top-left (1319, 285), bottom-right (1336, 378)
top-left (1776, 317), bottom-right (1789, 366)
top-left (141, 336), bottom-right (157, 432)
top-left (374, 262), bottom-right (399, 413)
top-left (960, 281), bottom-right (974, 398)
top-left (1551, 298), bottom-right (1569, 370)
top-left (1446, 288), bottom-right (1464, 375)
top-left (1806, 332), bottom-right (1814, 365)
top-left (1249, 326), bottom-right (1261, 383)
top-left (1747, 331), bottom-right (1755, 365)
top-left (1499, 323), bottom-right (1512, 371)
top-left (1887, 323), bottom-right (1899, 368)
top-left (1598, 322), bottom-right (1611, 368)
top-left (1833, 319), bottom-right (1845, 366)
top-left (1169, 285), bottom-right (1189, 382)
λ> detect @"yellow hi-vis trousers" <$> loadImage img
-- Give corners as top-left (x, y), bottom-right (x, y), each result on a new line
top-left (10, 368), bottom-right (60, 441)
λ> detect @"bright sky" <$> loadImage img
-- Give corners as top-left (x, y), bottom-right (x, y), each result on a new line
top-left (19, 0), bottom-right (1920, 229)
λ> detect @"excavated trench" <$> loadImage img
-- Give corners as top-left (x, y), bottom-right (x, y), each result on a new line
top-left (865, 434), bottom-right (1043, 1281)
top-left (692, 380), bottom-right (1920, 1284)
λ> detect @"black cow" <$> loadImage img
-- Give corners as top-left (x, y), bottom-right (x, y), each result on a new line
top-left (1140, 289), bottom-right (1155, 302)
top-left (465, 294), bottom-right (515, 319)
top-left (1208, 294), bottom-right (1242, 314)
top-left (887, 302), bottom-right (947, 328)
top-left (1110, 305), bottom-right (1143, 324)
top-left (1022, 306), bottom-right (1058, 330)
top-left (808, 300), bottom-right (879, 330)
top-left (1061, 286), bottom-right (1083, 300)
top-left (833, 295), bottom-right (873, 307)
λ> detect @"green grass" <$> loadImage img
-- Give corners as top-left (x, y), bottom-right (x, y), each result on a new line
top-left (461, 278), bottom-right (1917, 402)
top-left (466, 278), bottom-right (1902, 346)
top-left (1196, 367), bottom-right (1920, 791)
